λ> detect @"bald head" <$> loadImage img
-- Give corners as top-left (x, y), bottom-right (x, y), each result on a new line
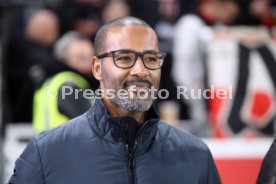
top-left (25, 9), bottom-right (59, 46)
top-left (94, 16), bottom-right (157, 56)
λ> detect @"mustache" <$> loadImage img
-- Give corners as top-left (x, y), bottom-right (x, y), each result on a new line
top-left (122, 78), bottom-right (153, 89)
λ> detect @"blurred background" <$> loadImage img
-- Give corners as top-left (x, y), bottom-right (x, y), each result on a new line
top-left (0, 0), bottom-right (276, 183)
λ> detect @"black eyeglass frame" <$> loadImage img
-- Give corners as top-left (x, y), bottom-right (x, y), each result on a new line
top-left (97, 49), bottom-right (166, 70)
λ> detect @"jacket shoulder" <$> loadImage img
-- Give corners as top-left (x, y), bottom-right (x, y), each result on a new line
top-left (8, 111), bottom-right (93, 183)
top-left (34, 111), bottom-right (92, 146)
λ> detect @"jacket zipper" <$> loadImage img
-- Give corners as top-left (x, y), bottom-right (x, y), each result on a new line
top-left (126, 141), bottom-right (137, 184)
top-left (125, 121), bottom-right (150, 184)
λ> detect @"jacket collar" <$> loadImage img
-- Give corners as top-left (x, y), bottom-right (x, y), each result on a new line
top-left (87, 99), bottom-right (159, 146)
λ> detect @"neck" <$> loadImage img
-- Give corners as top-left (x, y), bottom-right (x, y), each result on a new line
top-left (103, 97), bottom-right (147, 126)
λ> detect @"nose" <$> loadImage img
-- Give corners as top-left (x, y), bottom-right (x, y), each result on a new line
top-left (129, 56), bottom-right (149, 77)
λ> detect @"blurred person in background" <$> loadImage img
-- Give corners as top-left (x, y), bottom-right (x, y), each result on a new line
top-left (128, 0), bottom-right (159, 28)
top-left (25, 9), bottom-right (59, 47)
top-left (55, 0), bottom-right (102, 41)
top-left (172, 0), bottom-right (240, 136)
top-left (6, 9), bottom-right (63, 123)
top-left (71, 4), bottom-right (102, 41)
top-left (234, 0), bottom-right (272, 27)
top-left (154, 0), bottom-right (182, 53)
top-left (153, 0), bottom-right (197, 122)
top-left (33, 31), bottom-right (96, 133)
top-left (101, 0), bottom-right (130, 23)
top-left (129, 0), bottom-right (199, 28)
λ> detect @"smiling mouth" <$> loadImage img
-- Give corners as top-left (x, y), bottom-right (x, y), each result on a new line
top-left (128, 82), bottom-right (150, 89)
top-left (123, 79), bottom-right (152, 90)
top-left (128, 80), bottom-right (153, 92)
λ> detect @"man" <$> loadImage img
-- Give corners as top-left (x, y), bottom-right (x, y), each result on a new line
top-left (33, 31), bottom-right (96, 133)
top-left (9, 16), bottom-right (221, 184)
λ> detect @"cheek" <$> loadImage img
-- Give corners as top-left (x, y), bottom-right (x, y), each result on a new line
top-left (150, 70), bottom-right (161, 86)
top-left (101, 63), bottom-right (128, 87)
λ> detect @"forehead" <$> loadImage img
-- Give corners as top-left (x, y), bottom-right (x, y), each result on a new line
top-left (104, 25), bottom-right (159, 52)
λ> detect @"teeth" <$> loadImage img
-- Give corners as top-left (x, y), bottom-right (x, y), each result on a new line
top-left (128, 85), bottom-right (137, 91)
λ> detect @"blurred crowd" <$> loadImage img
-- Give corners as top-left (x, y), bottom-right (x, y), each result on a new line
top-left (1, 0), bottom-right (276, 138)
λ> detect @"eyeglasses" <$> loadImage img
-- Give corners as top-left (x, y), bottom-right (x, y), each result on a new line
top-left (97, 49), bottom-right (166, 70)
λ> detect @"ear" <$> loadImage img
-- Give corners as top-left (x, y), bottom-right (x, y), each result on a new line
top-left (91, 56), bottom-right (102, 81)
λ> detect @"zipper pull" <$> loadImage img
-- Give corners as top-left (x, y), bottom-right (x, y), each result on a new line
top-left (126, 144), bottom-right (135, 169)
top-left (133, 140), bottom-right (138, 152)
top-left (126, 144), bottom-right (129, 153)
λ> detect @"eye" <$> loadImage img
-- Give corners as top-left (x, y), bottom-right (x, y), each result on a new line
top-left (116, 56), bottom-right (132, 62)
top-left (144, 55), bottom-right (158, 63)
top-left (114, 52), bottom-right (133, 63)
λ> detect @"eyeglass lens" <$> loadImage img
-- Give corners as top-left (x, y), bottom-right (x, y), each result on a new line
top-left (113, 50), bottom-right (163, 69)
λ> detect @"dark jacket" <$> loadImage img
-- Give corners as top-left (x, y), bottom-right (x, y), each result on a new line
top-left (257, 137), bottom-right (276, 184)
top-left (9, 99), bottom-right (221, 184)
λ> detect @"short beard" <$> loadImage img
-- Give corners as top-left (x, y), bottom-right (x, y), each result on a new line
top-left (101, 66), bottom-right (159, 112)
top-left (110, 94), bottom-right (154, 112)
